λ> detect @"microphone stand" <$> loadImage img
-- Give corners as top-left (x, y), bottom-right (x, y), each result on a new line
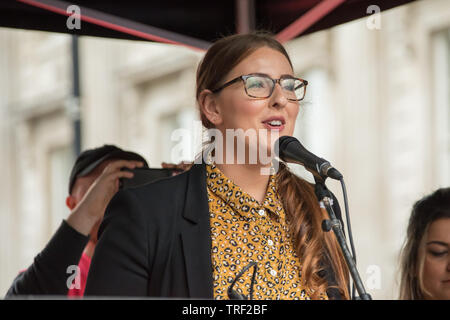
top-left (314, 177), bottom-right (372, 300)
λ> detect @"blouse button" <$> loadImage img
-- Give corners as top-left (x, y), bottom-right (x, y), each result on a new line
top-left (270, 269), bottom-right (277, 277)
top-left (258, 209), bottom-right (265, 216)
top-left (267, 239), bottom-right (274, 246)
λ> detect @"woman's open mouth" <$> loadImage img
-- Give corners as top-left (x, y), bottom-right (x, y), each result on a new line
top-left (262, 117), bottom-right (285, 131)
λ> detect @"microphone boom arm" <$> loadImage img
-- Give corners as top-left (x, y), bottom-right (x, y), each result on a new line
top-left (314, 180), bottom-right (372, 300)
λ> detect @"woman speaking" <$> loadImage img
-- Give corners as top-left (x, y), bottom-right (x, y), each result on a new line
top-left (84, 32), bottom-right (350, 300)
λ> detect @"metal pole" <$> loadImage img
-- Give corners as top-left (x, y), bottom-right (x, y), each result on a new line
top-left (236, 0), bottom-right (255, 34)
top-left (71, 35), bottom-right (81, 157)
top-left (314, 180), bottom-right (372, 300)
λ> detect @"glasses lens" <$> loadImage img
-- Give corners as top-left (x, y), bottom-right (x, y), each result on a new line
top-left (245, 76), bottom-right (273, 98)
top-left (281, 78), bottom-right (305, 101)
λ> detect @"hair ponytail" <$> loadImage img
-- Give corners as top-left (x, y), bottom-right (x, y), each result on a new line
top-left (275, 162), bottom-right (350, 299)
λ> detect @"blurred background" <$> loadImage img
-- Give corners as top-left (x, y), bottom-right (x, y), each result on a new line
top-left (0, 0), bottom-right (449, 299)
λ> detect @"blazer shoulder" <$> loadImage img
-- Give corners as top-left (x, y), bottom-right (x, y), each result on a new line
top-left (127, 168), bottom-right (190, 198)
top-left (112, 164), bottom-right (204, 223)
top-left (126, 162), bottom-right (205, 197)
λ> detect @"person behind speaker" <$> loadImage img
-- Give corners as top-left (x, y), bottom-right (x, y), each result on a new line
top-left (5, 145), bottom-right (147, 297)
top-left (399, 187), bottom-right (450, 300)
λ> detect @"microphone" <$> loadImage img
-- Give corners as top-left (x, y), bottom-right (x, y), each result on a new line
top-left (275, 136), bottom-right (343, 180)
top-left (227, 262), bottom-right (258, 300)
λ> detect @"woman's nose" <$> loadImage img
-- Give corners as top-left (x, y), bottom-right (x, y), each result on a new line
top-left (270, 83), bottom-right (288, 109)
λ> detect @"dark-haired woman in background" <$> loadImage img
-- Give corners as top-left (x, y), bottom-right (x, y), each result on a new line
top-left (85, 32), bottom-right (350, 300)
top-left (399, 187), bottom-right (450, 300)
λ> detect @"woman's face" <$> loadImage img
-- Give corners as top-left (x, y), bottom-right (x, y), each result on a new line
top-left (209, 46), bottom-right (300, 165)
top-left (422, 218), bottom-right (450, 300)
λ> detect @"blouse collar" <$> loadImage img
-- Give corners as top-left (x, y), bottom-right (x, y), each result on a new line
top-left (206, 163), bottom-right (285, 221)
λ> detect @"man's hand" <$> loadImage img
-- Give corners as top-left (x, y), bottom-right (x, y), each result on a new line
top-left (66, 160), bottom-right (144, 236)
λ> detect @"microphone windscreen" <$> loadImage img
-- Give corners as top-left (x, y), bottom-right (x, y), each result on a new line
top-left (277, 136), bottom-right (315, 166)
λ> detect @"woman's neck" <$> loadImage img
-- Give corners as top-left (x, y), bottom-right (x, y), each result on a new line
top-left (215, 163), bottom-right (271, 203)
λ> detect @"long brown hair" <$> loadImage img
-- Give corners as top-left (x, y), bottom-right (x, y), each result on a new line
top-left (399, 187), bottom-right (450, 299)
top-left (196, 31), bottom-right (350, 299)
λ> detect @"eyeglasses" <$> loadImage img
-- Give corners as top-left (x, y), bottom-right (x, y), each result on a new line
top-left (211, 73), bottom-right (308, 101)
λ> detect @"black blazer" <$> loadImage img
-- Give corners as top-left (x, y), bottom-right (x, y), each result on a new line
top-left (84, 162), bottom-right (342, 299)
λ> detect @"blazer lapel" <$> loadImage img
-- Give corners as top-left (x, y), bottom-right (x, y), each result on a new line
top-left (181, 163), bottom-right (214, 298)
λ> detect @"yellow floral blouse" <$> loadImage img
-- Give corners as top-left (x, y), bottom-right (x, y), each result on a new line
top-left (206, 163), bottom-right (326, 300)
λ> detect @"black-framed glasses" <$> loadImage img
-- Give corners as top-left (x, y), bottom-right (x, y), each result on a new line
top-left (211, 73), bottom-right (308, 101)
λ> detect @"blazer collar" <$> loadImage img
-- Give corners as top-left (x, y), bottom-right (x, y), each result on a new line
top-left (182, 162), bottom-right (209, 224)
top-left (180, 161), bottom-right (214, 298)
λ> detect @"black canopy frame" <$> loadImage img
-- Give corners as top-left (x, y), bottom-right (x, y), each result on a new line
top-left (3, 0), bottom-right (416, 50)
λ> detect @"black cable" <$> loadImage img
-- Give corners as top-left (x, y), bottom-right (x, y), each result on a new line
top-left (249, 262), bottom-right (258, 300)
top-left (227, 262), bottom-right (258, 300)
top-left (339, 177), bottom-right (357, 299)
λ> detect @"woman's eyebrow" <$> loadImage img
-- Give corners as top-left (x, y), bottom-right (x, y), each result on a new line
top-left (426, 241), bottom-right (449, 247)
top-left (248, 72), bottom-right (295, 78)
top-left (248, 72), bottom-right (270, 77)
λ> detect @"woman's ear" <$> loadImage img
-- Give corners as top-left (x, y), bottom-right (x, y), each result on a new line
top-left (198, 89), bottom-right (223, 126)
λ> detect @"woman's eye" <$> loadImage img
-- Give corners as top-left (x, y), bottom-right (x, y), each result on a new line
top-left (281, 80), bottom-right (295, 91)
top-left (247, 79), bottom-right (265, 88)
top-left (284, 84), bottom-right (295, 91)
top-left (429, 250), bottom-right (448, 257)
